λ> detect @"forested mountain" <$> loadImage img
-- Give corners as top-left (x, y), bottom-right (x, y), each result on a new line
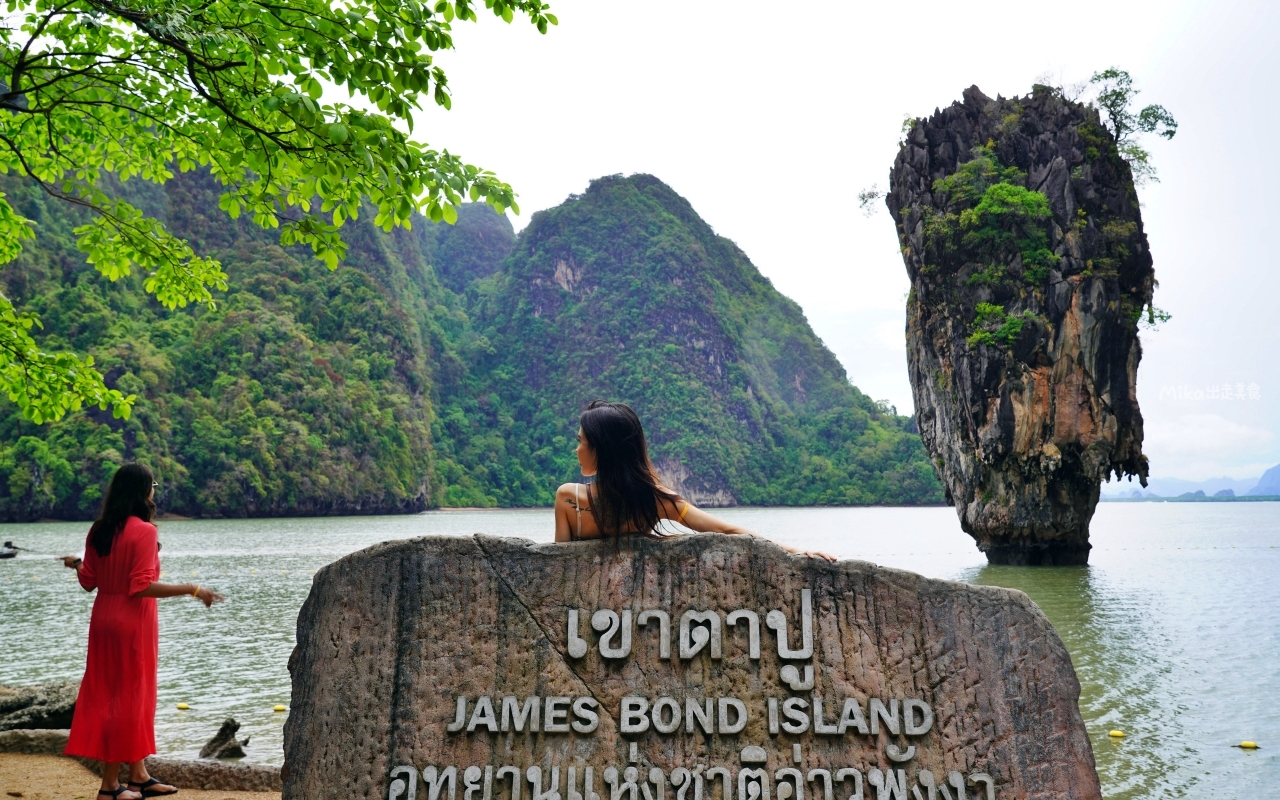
top-left (0, 171), bottom-right (941, 520)
top-left (444, 175), bottom-right (941, 506)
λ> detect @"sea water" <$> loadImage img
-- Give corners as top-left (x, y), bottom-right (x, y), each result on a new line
top-left (0, 503), bottom-right (1276, 799)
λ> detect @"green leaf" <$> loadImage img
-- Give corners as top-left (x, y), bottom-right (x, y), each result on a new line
top-left (0, 0), bottom-right (550, 422)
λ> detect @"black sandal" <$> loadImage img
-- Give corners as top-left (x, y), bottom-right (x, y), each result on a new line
top-left (127, 778), bottom-right (178, 797)
top-left (98, 789), bottom-right (133, 798)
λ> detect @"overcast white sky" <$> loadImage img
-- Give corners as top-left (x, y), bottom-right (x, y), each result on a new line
top-left (406, 0), bottom-right (1279, 484)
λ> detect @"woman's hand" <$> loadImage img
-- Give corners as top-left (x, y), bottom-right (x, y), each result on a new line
top-left (195, 587), bottom-right (225, 609)
top-left (780, 543), bottom-right (838, 562)
top-left (60, 555), bottom-right (81, 569)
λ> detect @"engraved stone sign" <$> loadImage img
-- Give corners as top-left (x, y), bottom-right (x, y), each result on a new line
top-left (283, 534), bottom-right (1101, 800)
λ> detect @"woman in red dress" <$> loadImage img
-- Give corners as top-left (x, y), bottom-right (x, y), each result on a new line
top-left (60, 464), bottom-right (224, 799)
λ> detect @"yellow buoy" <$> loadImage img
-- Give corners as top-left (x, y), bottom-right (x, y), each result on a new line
top-left (1239, 741), bottom-right (1259, 749)
top-left (1108, 730), bottom-right (1124, 738)
top-left (273, 704), bottom-right (287, 712)
top-left (176, 703), bottom-right (190, 710)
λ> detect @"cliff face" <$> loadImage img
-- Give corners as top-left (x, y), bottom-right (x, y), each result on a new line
top-left (887, 86), bottom-right (1153, 564)
top-left (460, 174), bottom-right (943, 507)
top-left (0, 169), bottom-right (445, 520)
top-left (0, 169), bottom-right (942, 520)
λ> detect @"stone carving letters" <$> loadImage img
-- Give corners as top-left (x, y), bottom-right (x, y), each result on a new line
top-left (594, 611), bottom-right (633, 659)
top-left (284, 534), bottom-right (1102, 800)
top-left (637, 611), bottom-right (671, 660)
top-left (679, 611), bottom-right (722, 660)
top-left (765, 589), bottom-right (813, 660)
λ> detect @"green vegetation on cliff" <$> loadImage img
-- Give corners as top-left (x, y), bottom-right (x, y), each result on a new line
top-left (0, 171), bottom-right (942, 520)
top-left (0, 170), bottom-right (461, 518)
top-left (435, 175), bottom-right (942, 507)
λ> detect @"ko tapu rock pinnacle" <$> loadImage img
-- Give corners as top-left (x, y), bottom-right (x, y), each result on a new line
top-left (888, 85), bottom-right (1154, 565)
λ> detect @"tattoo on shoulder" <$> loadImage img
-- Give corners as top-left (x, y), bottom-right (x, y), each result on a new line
top-left (563, 497), bottom-right (581, 511)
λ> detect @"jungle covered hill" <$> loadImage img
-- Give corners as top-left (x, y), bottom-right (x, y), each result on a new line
top-left (0, 171), bottom-right (943, 520)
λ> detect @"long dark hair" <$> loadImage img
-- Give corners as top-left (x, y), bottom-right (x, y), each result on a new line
top-left (580, 401), bottom-right (680, 538)
top-left (88, 463), bottom-right (156, 557)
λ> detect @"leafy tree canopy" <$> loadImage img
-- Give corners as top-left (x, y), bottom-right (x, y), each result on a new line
top-left (1088, 67), bottom-right (1177, 185)
top-left (0, 0), bottom-right (555, 423)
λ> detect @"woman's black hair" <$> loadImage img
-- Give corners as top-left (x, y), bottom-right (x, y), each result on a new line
top-left (579, 400), bottom-right (680, 538)
top-left (88, 463), bottom-right (156, 557)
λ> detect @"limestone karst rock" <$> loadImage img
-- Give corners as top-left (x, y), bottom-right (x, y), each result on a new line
top-left (887, 85), bottom-right (1153, 565)
top-left (284, 534), bottom-right (1101, 800)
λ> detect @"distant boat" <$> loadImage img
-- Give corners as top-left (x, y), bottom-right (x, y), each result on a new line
top-left (0, 540), bottom-right (19, 559)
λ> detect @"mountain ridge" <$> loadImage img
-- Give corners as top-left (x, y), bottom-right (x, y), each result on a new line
top-left (0, 171), bottom-right (943, 520)
top-left (1248, 463), bottom-right (1280, 496)
top-left (436, 174), bottom-right (941, 507)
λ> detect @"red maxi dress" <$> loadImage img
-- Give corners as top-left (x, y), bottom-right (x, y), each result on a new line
top-left (64, 516), bottom-right (161, 763)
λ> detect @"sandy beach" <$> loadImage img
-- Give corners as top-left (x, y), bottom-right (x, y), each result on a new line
top-left (0, 754), bottom-right (280, 800)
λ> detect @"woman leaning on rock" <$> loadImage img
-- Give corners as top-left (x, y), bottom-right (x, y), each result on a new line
top-left (555, 400), bottom-right (834, 561)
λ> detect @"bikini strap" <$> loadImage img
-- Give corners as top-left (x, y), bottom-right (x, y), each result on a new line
top-left (575, 483), bottom-right (582, 540)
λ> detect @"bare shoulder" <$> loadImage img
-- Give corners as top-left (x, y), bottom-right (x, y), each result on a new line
top-left (655, 488), bottom-right (686, 517)
top-left (556, 483), bottom-right (585, 506)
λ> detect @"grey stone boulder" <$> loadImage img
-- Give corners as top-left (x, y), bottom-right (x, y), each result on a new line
top-left (0, 682), bottom-right (77, 731)
top-left (79, 756), bottom-right (282, 792)
top-left (0, 728), bottom-right (70, 754)
top-left (284, 533), bottom-right (1101, 800)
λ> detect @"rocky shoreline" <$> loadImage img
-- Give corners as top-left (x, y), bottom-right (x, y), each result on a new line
top-left (0, 684), bottom-right (281, 793)
top-left (0, 729), bottom-right (282, 792)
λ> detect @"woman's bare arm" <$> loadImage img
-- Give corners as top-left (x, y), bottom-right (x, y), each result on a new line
top-left (674, 503), bottom-right (757, 536)
top-left (554, 484), bottom-right (573, 542)
top-left (133, 582), bottom-right (225, 608)
top-left (662, 496), bottom-right (836, 561)
top-left (555, 484), bottom-right (594, 543)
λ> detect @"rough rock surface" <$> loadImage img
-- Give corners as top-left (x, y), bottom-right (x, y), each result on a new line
top-left (0, 730), bottom-right (282, 792)
top-left (284, 534), bottom-right (1100, 799)
top-left (82, 754), bottom-right (282, 792)
top-left (0, 729), bottom-right (71, 754)
top-left (199, 718), bottom-right (248, 759)
top-left (888, 85), bottom-right (1153, 564)
top-left (0, 683), bottom-right (77, 731)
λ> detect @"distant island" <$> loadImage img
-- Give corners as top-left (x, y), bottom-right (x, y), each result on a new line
top-left (1248, 462), bottom-right (1280, 495)
top-left (0, 172), bottom-right (944, 521)
top-left (1101, 462), bottom-right (1280, 501)
top-left (1101, 493), bottom-right (1280, 503)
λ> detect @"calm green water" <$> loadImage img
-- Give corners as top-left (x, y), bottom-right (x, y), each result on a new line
top-left (1, 504), bottom-right (1276, 798)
